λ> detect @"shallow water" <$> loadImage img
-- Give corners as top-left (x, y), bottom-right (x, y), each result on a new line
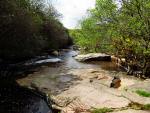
top-left (58, 48), bottom-right (121, 71)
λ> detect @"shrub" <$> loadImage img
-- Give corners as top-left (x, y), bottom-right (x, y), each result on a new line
top-left (136, 89), bottom-right (150, 97)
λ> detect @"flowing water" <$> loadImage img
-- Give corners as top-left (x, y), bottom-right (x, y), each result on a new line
top-left (0, 80), bottom-right (53, 113)
top-left (58, 48), bottom-right (121, 71)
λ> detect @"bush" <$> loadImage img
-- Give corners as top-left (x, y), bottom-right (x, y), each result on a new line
top-left (142, 104), bottom-right (150, 110)
top-left (136, 89), bottom-right (150, 97)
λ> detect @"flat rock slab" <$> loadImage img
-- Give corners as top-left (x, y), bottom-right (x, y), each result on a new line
top-left (56, 81), bottom-right (130, 109)
top-left (127, 79), bottom-right (150, 92)
top-left (74, 53), bottom-right (111, 62)
top-left (122, 80), bottom-right (150, 105)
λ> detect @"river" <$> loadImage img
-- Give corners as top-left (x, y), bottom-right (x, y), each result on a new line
top-left (1, 48), bottom-right (139, 113)
top-left (57, 48), bottom-right (121, 70)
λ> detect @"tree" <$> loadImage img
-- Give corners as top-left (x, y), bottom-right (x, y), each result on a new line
top-left (117, 0), bottom-right (150, 76)
top-left (70, 0), bottom-right (150, 76)
top-left (0, 0), bottom-right (72, 60)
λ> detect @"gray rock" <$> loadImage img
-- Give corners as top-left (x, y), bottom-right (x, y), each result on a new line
top-left (51, 51), bottom-right (59, 56)
top-left (74, 53), bottom-right (111, 62)
top-left (35, 58), bottom-right (62, 64)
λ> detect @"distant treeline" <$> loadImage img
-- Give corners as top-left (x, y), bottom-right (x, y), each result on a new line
top-left (70, 0), bottom-right (150, 77)
top-left (0, 0), bottom-right (72, 60)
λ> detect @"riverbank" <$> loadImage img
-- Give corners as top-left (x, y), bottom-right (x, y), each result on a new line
top-left (0, 49), bottom-right (70, 113)
top-left (17, 49), bottom-right (150, 113)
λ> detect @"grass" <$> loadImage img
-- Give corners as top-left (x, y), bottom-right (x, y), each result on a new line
top-left (135, 89), bottom-right (150, 97)
top-left (90, 104), bottom-right (150, 112)
top-left (91, 107), bottom-right (113, 113)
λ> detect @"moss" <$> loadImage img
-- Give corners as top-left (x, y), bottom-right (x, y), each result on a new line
top-left (129, 102), bottom-right (150, 110)
top-left (135, 89), bottom-right (150, 97)
top-left (142, 104), bottom-right (150, 110)
top-left (91, 107), bottom-right (113, 113)
top-left (128, 102), bottom-right (143, 110)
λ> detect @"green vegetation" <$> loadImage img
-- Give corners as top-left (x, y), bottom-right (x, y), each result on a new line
top-left (129, 102), bottom-right (150, 110)
top-left (142, 104), bottom-right (150, 110)
top-left (0, 0), bottom-right (72, 60)
top-left (129, 102), bottom-right (144, 110)
top-left (70, 0), bottom-right (150, 77)
top-left (91, 107), bottom-right (113, 113)
top-left (91, 104), bottom-right (150, 112)
top-left (136, 89), bottom-right (150, 97)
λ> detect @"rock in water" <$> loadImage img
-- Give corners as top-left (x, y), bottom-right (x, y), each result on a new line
top-left (110, 76), bottom-right (121, 88)
top-left (74, 53), bottom-right (111, 62)
top-left (51, 51), bottom-right (59, 56)
top-left (35, 58), bottom-right (62, 64)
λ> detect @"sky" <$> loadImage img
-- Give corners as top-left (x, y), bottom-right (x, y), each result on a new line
top-left (45, 0), bottom-right (96, 29)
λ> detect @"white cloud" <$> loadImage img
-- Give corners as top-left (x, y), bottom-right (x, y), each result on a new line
top-left (48, 0), bottom-right (95, 29)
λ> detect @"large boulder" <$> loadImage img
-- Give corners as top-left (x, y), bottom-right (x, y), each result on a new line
top-left (74, 53), bottom-right (111, 62)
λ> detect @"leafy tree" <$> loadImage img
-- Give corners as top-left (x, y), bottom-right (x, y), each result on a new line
top-left (70, 0), bottom-right (150, 76)
top-left (0, 0), bottom-right (72, 60)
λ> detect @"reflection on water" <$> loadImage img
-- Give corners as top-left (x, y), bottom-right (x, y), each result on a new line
top-left (58, 49), bottom-right (121, 71)
top-left (62, 50), bottom-right (99, 69)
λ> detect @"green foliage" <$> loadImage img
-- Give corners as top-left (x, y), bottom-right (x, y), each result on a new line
top-left (0, 0), bottom-right (71, 60)
top-left (70, 0), bottom-right (117, 53)
top-left (136, 89), bottom-right (150, 97)
top-left (142, 104), bottom-right (150, 110)
top-left (91, 107), bottom-right (113, 113)
top-left (129, 102), bottom-right (150, 110)
top-left (71, 0), bottom-right (150, 76)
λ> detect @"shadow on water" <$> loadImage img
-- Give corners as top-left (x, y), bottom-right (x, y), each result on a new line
top-left (0, 63), bottom-right (61, 113)
top-left (0, 79), bottom-right (54, 113)
top-left (58, 48), bottom-right (122, 72)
